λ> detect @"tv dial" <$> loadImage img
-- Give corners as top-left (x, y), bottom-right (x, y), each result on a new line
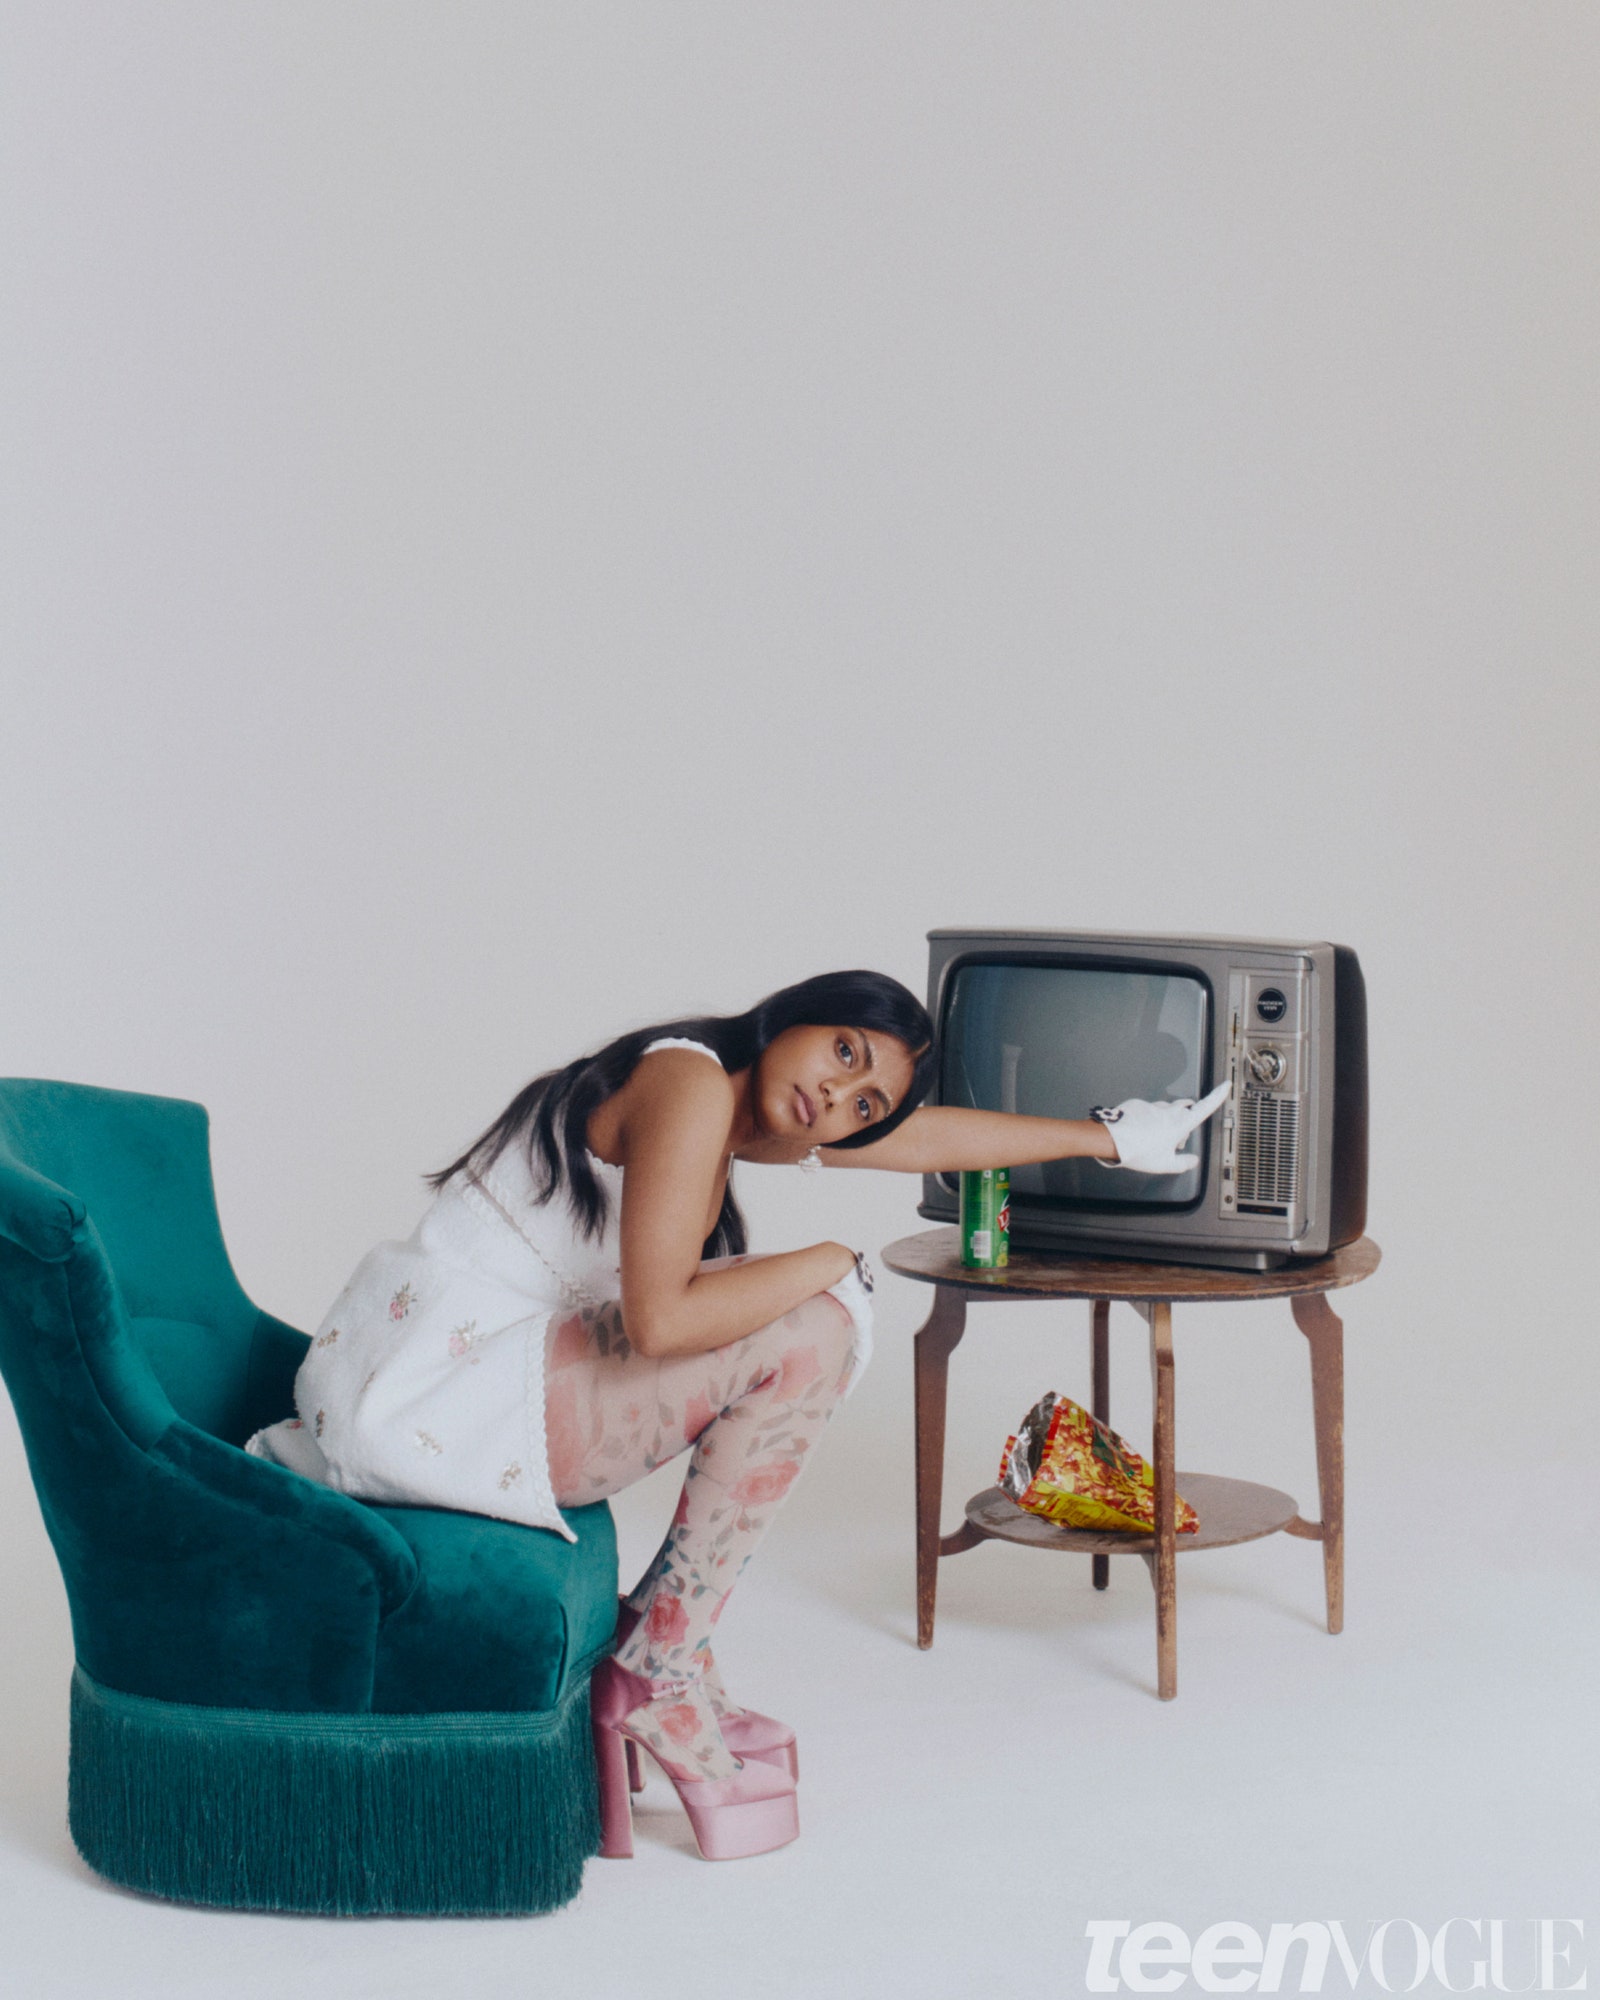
top-left (1246, 1046), bottom-right (1286, 1086)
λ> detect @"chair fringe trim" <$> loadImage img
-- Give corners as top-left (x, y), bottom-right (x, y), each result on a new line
top-left (67, 1658), bottom-right (604, 1916)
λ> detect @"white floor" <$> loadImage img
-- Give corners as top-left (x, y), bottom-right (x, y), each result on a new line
top-left (2, 1401), bottom-right (1595, 2000)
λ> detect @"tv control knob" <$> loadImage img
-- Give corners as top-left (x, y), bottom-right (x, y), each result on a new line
top-left (1247, 1046), bottom-right (1286, 1086)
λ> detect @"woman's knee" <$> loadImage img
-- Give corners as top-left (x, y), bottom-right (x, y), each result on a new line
top-left (765, 1288), bottom-right (859, 1400)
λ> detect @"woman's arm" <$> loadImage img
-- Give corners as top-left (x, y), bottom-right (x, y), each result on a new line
top-left (615, 1055), bottom-right (856, 1358)
top-left (821, 1085), bottom-right (1232, 1177)
top-left (818, 1104), bottom-right (1120, 1175)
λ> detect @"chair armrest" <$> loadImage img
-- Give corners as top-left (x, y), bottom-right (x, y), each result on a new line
top-left (29, 1249), bottom-right (422, 1709)
top-left (57, 1417), bottom-right (427, 1709)
top-left (152, 1419), bottom-right (420, 1621)
top-left (0, 1158), bottom-right (85, 1263)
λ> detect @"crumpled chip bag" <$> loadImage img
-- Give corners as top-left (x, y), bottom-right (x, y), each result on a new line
top-left (999, 1391), bottom-right (1200, 1535)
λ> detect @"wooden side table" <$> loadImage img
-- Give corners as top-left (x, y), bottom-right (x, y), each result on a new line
top-left (880, 1230), bottom-right (1381, 1699)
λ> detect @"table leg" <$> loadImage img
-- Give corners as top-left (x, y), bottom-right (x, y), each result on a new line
top-left (1150, 1303), bottom-right (1177, 1698)
top-left (1291, 1290), bottom-right (1345, 1636)
top-left (913, 1286), bottom-right (968, 1650)
top-left (1138, 1300), bottom-right (1178, 1699)
top-left (1091, 1299), bottom-right (1111, 1592)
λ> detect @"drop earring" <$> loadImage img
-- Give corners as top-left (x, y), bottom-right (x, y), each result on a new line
top-left (797, 1147), bottom-right (822, 1174)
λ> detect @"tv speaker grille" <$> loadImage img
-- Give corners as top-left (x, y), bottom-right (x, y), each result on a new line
top-left (1235, 1092), bottom-right (1299, 1210)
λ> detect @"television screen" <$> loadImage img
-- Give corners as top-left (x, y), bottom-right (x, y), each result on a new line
top-left (939, 962), bottom-right (1210, 1206)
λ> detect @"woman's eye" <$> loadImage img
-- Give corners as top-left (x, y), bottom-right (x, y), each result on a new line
top-left (837, 1039), bottom-right (854, 1066)
top-left (856, 1096), bottom-right (872, 1121)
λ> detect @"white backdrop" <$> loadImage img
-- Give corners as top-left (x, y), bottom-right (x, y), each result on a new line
top-left (3, 6), bottom-right (1596, 1995)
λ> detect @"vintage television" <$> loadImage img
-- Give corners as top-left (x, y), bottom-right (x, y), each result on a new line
top-left (918, 929), bottom-right (1368, 1270)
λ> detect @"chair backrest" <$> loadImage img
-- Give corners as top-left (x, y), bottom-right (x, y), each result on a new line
top-left (0, 1079), bottom-right (277, 1442)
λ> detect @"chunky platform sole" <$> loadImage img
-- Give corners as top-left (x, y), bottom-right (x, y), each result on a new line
top-left (591, 1658), bottom-right (799, 1862)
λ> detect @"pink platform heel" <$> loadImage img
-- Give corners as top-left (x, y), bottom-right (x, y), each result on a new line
top-left (613, 1599), bottom-right (799, 1785)
top-left (591, 1657), bottom-right (799, 1862)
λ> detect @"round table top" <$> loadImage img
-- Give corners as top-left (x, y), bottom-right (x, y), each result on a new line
top-left (879, 1229), bottom-right (1380, 1302)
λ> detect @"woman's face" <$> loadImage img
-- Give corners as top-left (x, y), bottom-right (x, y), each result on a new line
top-left (755, 1023), bottom-right (919, 1150)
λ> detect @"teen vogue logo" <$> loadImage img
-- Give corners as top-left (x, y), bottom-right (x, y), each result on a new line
top-left (1083, 1919), bottom-right (1587, 1993)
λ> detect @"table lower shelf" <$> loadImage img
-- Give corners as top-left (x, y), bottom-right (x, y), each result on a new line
top-left (964, 1472), bottom-right (1299, 1555)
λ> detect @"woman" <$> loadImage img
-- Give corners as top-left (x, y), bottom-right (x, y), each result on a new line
top-left (247, 968), bottom-right (1226, 1863)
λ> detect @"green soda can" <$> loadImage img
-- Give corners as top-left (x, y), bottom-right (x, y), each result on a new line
top-left (960, 1167), bottom-right (1011, 1269)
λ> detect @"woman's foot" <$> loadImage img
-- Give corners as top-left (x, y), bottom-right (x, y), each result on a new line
top-left (591, 1657), bottom-right (799, 1861)
top-left (616, 1597), bottom-right (799, 1776)
top-left (700, 1652), bottom-right (800, 1778)
top-left (610, 1671), bottom-right (741, 1783)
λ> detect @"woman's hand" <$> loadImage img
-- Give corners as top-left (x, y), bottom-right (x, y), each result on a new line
top-left (1091, 1082), bottom-right (1231, 1174)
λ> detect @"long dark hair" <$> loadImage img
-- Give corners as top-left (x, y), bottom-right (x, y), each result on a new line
top-left (427, 970), bottom-right (937, 1258)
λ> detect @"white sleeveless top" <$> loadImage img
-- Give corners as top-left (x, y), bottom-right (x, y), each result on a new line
top-left (245, 1039), bottom-right (726, 1541)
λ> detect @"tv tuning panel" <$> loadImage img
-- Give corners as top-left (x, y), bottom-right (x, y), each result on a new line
top-left (1220, 966), bottom-right (1309, 1224)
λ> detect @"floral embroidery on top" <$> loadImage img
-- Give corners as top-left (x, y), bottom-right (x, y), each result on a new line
top-left (313, 1326), bottom-right (340, 1348)
top-left (499, 1462), bottom-right (523, 1490)
top-left (448, 1320), bottom-right (481, 1360)
top-left (389, 1284), bottom-right (417, 1322)
top-left (414, 1429), bottom-right (443, 1455)
top-left (315, 1410), bottom-right (325, 1438)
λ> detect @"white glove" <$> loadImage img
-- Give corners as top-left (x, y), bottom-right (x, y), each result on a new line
top-left (1091, 1082), bottom-right (1231, 1175)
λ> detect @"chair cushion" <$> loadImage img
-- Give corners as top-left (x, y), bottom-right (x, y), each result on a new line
top-left (366, 1497), bottom-right (617, 1714)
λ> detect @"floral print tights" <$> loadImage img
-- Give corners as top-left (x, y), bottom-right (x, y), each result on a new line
top-left (543, 1283), bottom-right (856, 1780)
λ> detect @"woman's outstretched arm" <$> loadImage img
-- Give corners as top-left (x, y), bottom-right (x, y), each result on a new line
top-left (820, 1084), bottom-right (1232, 1177)
top-left (818, 1104), bottom-right (1121, 1174)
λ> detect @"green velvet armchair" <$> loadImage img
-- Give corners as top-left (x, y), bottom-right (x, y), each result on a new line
top-left (0, 1079), bottom-right (617, 1915)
